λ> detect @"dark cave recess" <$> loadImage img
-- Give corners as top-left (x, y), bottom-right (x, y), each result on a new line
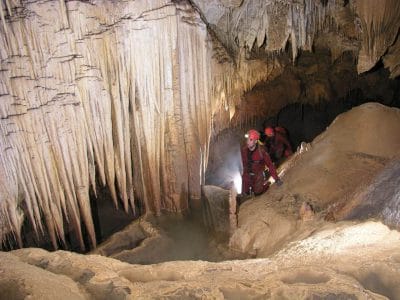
top-left (239, 49), bottom-right (400, 150)
top-left (206, 52), bottom-right (399, 190)
top-left (1, 185), bottom-right (138, 253)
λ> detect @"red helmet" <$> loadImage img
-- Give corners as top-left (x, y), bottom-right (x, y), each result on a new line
top-left (264, 127), bottom-right (274, 137)
top-left (246, 129), bottom-right (260, 140)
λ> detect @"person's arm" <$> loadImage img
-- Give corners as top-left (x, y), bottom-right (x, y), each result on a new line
top-left (262, 147), bottom-right (279, 181)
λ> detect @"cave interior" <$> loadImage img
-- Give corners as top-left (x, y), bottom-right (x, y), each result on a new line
top-left (0, 0), bottom-right (399, 267)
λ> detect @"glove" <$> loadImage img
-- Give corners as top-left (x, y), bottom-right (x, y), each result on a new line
top-left (275, 178), bottom-right (283, 186)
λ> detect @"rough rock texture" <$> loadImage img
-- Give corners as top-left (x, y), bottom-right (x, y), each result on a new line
top-left (202, 184), bottom-right (237, 239)
top-left (232, 50), bottom-right (400, 126)
top-left (0, 0), bottom-right (282, 248)
top-left (0, 0), bottom-right (227, 249)
top-left (355, 0), bottom-right (400, 73)
top-left (1, 220), bottom-right (400, 299)
top-left (192, 0), bottom-right (400, 76)
top-left (325, 159), bottom-right (400, 228)
top-left (1, 103), bottom-right (400, 298)
top-left (1, 0), bottom-right (400, 251)
top-left (229, 103), bottom-right (400, 257)
top-left (91, 213), bottom-right (226, 264)
top-left (90, 216), bottom-right (173, 265)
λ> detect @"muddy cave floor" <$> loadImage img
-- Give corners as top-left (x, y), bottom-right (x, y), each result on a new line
top-left (2, 102), bottom-right (400, 299)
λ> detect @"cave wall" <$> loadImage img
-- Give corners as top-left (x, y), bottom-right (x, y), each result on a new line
top-left (1, 0), bottom-right (400, 249)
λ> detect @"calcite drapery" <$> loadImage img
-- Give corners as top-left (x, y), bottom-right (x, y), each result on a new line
top-left (2, 0), bottom-right (399, 250)
top-left (0, 0), bottom-right (235, 249)
top-left (192, 0), bottom-right (400, 76)
top-left (192, 0), bottom-right (337, 60)
top-left (1, 0), bottom-right (287, 249)
top-left (355, 0), bottom-right (400, 74)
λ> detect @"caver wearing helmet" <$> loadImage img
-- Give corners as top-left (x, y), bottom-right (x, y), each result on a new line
top-left (240, 129), bottom-right (282, 197)
top-left (263, 125), bottom-right (293, 165)
top-left (245, 129), bottom-right (260, 140)
top-left (264, 127), bottom-right (275, 137)
top-left (245, 129), bottom-right (260, 151)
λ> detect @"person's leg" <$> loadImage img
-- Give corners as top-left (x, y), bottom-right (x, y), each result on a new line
top-left (242, 173), bottom-right (251, 195)
top-left (253, 172), bottom-right (270, 195)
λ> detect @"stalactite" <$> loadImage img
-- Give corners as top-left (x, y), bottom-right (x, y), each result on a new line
top-left (2, 0), bottom-right (376, 250)
top-left (0, 1), bottom-right (10, 54)
top-left (356, 0), bottom-right (400, 73)
top-left (59, 0), bottom-right (70, 29)
top-left (0, 0), bottom-right (239, 247)
top-left (383, 38), bottom-right (400, 78)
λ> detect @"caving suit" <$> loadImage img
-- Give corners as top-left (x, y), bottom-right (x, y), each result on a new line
top-left (264, 131), bottom-right (293, 165)
top-left (241, 143), bottom-right (279, 195)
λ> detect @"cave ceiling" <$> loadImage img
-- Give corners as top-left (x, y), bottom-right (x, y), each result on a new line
top-left (191, 0), bottom-right (400, 76)
top-left (0, 0), bottom-right (399, 250)
top-left (192, 0), bottom-right (400, 124)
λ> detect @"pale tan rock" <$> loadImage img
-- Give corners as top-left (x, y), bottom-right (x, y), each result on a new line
top-left (299, 201), bottom-right (315, 222)
top-left (2, 220), bottom-right (399, 299)
top-left (1, 104), bottom-right (400, 298)
top-left (231, 103), bottom-right (400, 258)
